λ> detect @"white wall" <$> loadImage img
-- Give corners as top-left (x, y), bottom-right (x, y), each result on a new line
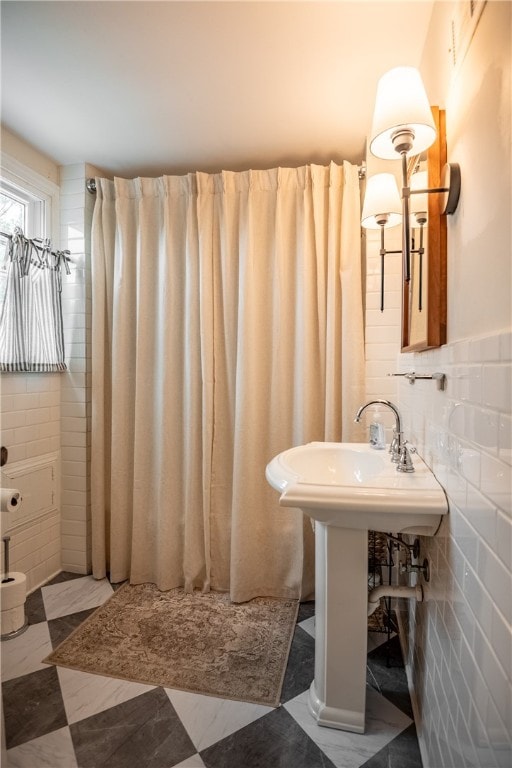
top-left (365, 3), bottom-right (511, 766)
top-left (1, 127), bottom-right (59, 186)
top-left (0, 135), bottom-right (62, 592)
top-left (441, 2), bottom-right (511, 341)
top-left (363, 225), bottom-right (400, 434)
top-left (0, 137), bottom-right (98, 586)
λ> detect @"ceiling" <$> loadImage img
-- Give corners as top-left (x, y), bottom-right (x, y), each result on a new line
top-left (1, 1), bottom-right (434, 178)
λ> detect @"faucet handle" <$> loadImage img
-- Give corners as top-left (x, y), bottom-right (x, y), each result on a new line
top-left (397, 443), bottom-right (416, 473)
top-left (389, 430), bottom-right (404, 462)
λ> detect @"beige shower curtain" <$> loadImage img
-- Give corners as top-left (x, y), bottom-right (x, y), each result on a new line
top-left (91, 161), bottom-right (365, 602)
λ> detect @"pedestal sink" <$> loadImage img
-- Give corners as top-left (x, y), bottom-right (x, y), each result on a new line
top-left (266, 441), bottom-right (448, 734)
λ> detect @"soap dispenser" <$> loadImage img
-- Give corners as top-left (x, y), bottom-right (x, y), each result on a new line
top-left (369, 406), bottom-right (386, 450)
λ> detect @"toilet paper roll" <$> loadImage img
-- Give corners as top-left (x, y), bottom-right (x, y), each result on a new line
top-left (1, 605), bottom-right (25, 635)
top-left (0, 572), bottom-right (27, 611)
top-left (1, 488), bottom-right (22, 513)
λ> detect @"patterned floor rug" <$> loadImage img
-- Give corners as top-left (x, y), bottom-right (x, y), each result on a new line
top-left (43, 583), bottom-right (299, 707)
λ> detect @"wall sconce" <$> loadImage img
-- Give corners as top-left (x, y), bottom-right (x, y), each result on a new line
top-left (363, 66), bottom-right (461, 288)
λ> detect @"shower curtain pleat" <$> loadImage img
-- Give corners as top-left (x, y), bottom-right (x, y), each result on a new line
top-left (91, 161), bottom-right (364, 601)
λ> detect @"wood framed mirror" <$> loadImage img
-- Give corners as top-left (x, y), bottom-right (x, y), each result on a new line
top-left (401, 107), bottom-right (447, 351)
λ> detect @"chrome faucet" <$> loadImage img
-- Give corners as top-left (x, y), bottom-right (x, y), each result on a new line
top-left (354, 399), bottom-right (415, 472)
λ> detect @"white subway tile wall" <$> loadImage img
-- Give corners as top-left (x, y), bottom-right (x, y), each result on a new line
top-left (397, 339), bottom-right (511, 768)
top-left (1, 163), bottom-right (94, 590)
top-left (363, 228), bottom-right (401, 432)
top-left (59, 163), bottom-right (96, 574)
top-left (0, 373), bottom-right (62, 591)
top-left (0, 159), bottom-right (65, 592)
top-left (365, 231), bottom-right (511, 767)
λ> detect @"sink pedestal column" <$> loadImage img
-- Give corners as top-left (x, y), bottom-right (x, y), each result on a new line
top-left (308, 523), bottom-right (368, 733)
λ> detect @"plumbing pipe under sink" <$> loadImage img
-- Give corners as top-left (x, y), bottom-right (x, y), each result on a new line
top-left (367, 583), bottom-right (423, 616)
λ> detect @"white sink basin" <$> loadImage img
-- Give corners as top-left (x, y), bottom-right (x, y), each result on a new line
top-left (266, 440), bottom-right (448, 734)
top-left (266, 441), bottom-right (448, 535)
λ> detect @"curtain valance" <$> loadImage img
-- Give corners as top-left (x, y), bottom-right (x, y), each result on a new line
top-left (0, 227), bottom-right (70, 372)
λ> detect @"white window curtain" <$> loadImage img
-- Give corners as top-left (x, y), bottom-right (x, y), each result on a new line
top-left (91, 162), bottom-right (365, 602)
top-left (0, 230), bottom-right (67, 372)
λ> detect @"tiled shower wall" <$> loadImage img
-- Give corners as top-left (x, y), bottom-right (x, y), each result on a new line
top-left (60, 163), bottom-right (97, 573)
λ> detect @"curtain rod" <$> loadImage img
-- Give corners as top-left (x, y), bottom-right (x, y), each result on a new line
top-left (0, 230), bottom-right (73, 265)
top-left (87, 164), bottom-right (367, 193)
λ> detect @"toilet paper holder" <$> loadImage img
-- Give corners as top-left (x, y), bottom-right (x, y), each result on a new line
top-left (1, 535), bottom-right (29, 640)
top-left (2, 535), bottom-right (14, 583)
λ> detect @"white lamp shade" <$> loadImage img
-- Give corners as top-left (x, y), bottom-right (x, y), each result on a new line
top-left (410, 170), bottom-right (428, 222)
top-left (369, 67), bottom-right (436, 160)
top-left (361, 173), bottom-right (402, 229)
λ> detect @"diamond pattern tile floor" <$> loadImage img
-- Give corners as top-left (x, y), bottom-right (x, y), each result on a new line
top-left (1, 573), bottom-right (423, 768)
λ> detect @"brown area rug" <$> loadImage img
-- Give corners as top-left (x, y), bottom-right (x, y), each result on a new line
top-left (44, 583), bottom-right (298, 707)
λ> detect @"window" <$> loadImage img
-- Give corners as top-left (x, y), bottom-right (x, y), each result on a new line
top-left (0, 159), bottom-right (66, 372)
top-left (0, 180), bottom-right (45, 308)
